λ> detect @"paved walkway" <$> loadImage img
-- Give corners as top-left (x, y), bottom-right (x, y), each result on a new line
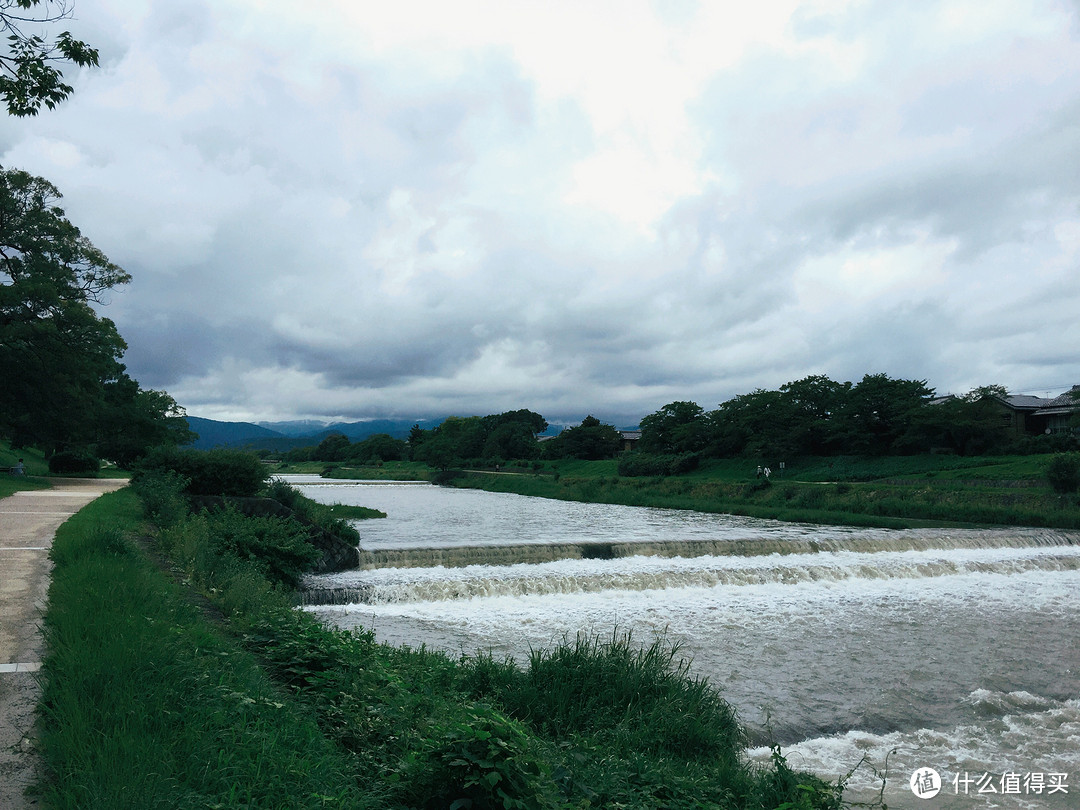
top-left (0, 478), bottom-right (127, 809)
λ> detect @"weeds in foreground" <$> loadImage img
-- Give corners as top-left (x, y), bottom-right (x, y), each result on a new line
top-left (38, 490), bottom-right (369, 809)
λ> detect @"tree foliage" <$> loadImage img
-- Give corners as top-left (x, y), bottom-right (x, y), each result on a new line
top-left (638, 374), bottom-right (1037, 461)
top-left (542, 415), bottom-right (622, 461)
top-left (638, 401), bottom-right (707, 455)
top-left (0, 167), bottom-right (183, 461)
top-left (0, 0), bottom-right (99, 116)
top-left (137, 446), bottom-right (270, 497)
top-left (409, 410), bottom-right (547, 467)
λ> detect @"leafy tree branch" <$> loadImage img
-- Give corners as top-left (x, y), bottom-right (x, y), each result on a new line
top-left (0, 0), bottom-right (98, 116)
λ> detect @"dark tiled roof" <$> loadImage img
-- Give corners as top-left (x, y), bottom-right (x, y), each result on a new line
top-left (1044, 386), bottom-right (1080, 408)
top-left (1001, 395), bottom-right (1052, 409)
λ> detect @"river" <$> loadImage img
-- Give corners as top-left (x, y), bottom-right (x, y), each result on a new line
top-left (286, 475), bottom-right (1080, 809)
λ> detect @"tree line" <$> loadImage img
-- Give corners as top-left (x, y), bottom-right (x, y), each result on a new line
top-left (291, 374), bottom-right (1079, 473)
top-left (639, 375), bottom-right (1075, 460)
top-left (286, 410), bottom-right (627, 468)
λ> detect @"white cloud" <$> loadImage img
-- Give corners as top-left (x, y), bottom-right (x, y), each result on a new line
top-left (1, 0), bottom-right (1078, 423)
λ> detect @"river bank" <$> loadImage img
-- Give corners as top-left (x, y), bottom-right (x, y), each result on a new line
top-left (298, 454), bottom-right (1080, 530)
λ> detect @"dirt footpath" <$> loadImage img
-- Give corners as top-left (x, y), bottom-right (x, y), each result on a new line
top-left (0, 478), bottom-right (127, 809)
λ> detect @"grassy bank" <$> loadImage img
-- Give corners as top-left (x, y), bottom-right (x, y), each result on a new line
top-left (37, 479), bottom-right (850, 808)
top-left (437, 455), bottom-right (1080, 530)
top-left (279, 460), bottom-right (434, 480)
top-left (0, 439), bottom-right (129, 498)
top-left (0, 441), bottom-right (50, 497)
top-left (37, 489), bottom-right (370, 809)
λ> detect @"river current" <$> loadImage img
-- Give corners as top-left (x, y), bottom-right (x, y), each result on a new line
top-left (287, 476), bottom-right (1080, 809)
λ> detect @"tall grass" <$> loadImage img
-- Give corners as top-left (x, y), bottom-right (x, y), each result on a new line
top-left (37, 490), bottom-right (369, 809)
top-left (463, 631), bottom-right (745, 761)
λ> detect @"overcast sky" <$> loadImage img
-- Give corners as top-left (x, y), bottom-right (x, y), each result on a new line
top-left (3, 0), bottom-right (1079, 425)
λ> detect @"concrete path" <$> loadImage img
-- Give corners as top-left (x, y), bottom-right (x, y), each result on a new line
top-left (0, 478), bottom-right (127, 808)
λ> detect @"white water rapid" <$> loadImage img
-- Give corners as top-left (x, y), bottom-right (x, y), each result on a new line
top-left (288, 477), bottom-right (1080, 810)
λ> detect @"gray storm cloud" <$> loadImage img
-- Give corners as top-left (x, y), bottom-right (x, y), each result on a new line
top-left (3, 0), bottom-right (1078, 423)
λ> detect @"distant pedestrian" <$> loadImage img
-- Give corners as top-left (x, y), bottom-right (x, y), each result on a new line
top-left (756, 465), bottom-right (762, 478)
top-left (12, 458), bottom-right (24, 475)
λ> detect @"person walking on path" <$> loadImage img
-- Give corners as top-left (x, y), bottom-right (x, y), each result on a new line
top-left (0, 478), bottom-right (126, 809)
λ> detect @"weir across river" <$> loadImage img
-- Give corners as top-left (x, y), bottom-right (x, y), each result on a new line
top-left (287, 477), bottom-right (1080, 810)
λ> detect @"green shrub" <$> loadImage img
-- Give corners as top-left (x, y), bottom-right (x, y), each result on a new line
top-left (618, 452), bottom-right (700, 477)
top-left (48, 449), bottom-right (100, 475)
top-left (1047, 453), bottom-right (1080, 494)
top-left (431, 469), bottom-right (464, 485)
top-left (162, 507), bottom-right (320, 589)
top-left (265, 478), bottom-right (363, 545)
top-left (204, 507), bottom-right (321, 588)
top-left (402, 705), bottom-right (558, 810)
top-left (137, 446), bottom-right (269, 496)
top-left (129, 469), bottom-right (189, 526)
top-left (744, 478), bottom-right (772, 495)
top-left (39, 491), bottom-right (368, 810)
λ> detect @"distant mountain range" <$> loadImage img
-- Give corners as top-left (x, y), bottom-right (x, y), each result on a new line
top-left (182, 415), bottom-right (628, 451)
top-left (182, 416), bottom-right (446, 451)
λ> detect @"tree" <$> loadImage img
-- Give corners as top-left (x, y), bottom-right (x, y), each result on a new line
top-left (479, 409), bottom-right (547, 461)
top-left (348, 433), bottom-right (407, 463)
top-left (314, 432), bottom-right (350, 462)
top-left (1, 0), bottom-right (99, 116)
top-left (482, 422), bottom-right (541, 460)
top-left (778, 375), bottom-right (850, 456)
top-left (709, 389), bottom-right (788, 458)
top-left (95, 374), bottom-right (194, 466)
top-left (410, 416), bottom-right (484, 469)
top-left (543, 416), bottom-right (622, 460)
top-left (964, 384), bottom-right (1009, 403)
top-left (0, 168), bottom-right (130, 315)
top-left (639, 401), bottom-right (709, 455)
top-left (0, 167), bottom-right (148, 457)
top-left (833, 373), bottom-right (934, 455)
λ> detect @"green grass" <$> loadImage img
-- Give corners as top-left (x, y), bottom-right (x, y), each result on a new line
top-left (0, 440), bottom-right (51, 496)
top-left (0, 475), bottom-right (51, 498)
top-left (448, 453), bottom-right (1080, 529)
top-left (276, 460), bottom-right (433, 480)
top-left (37, 489), bottom-right (371, 809)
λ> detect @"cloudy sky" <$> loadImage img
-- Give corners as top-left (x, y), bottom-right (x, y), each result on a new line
top-left (3, 0), bottom-right (1079, 425)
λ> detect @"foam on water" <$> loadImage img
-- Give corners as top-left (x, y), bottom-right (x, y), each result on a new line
top-left (312, 568), bottom-right (1080, 754)
top-left (301, 545), bottom-right (1080, 604)
top-left (747, 691), bottom-right (1080, 810)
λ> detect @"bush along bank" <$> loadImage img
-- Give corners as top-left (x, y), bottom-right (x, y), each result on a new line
top-left (39, 450), bottom-right (854, 809)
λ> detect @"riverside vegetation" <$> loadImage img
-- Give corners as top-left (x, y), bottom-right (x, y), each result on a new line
top-left (274, 378), bottom-right (1080, 529)
top-left (313, 452), bottom-right (1080, 530)
top-left (36, 449), bottom-right (855, 809)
